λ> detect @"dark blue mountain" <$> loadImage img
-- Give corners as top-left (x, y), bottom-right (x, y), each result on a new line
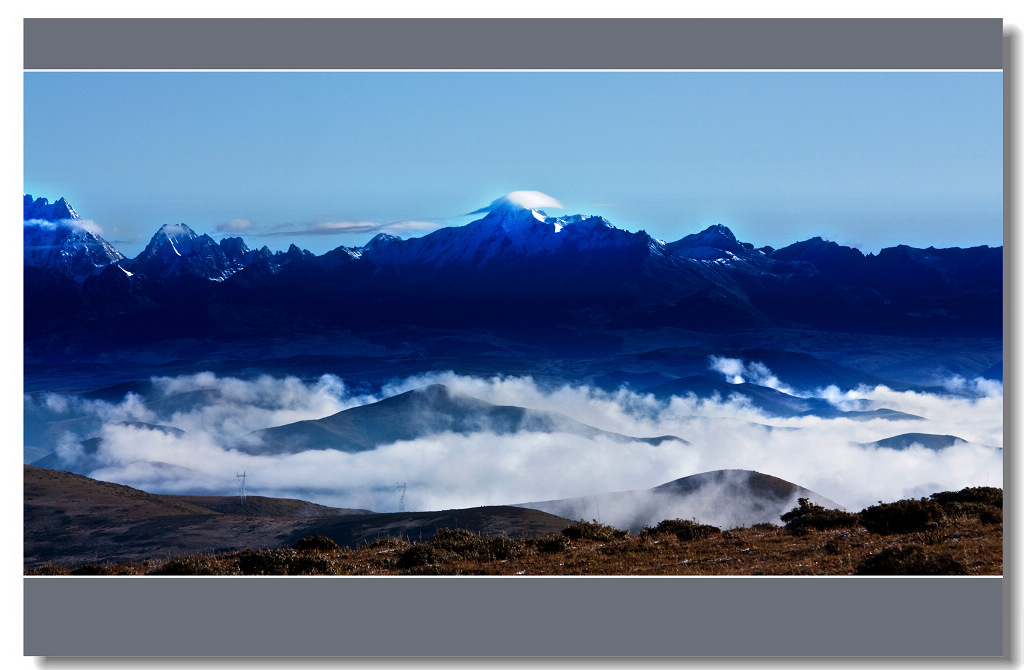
top-left (23, 193), bottom-right (1002, 376)
top-left (248, 384), bottom-right (686, 456)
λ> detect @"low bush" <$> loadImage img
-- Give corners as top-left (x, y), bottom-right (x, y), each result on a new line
top-left (364, 537), bottom-right (410, 551)
top-left (237, 548), bottom-right (300, 575)
top-left (430, 528), bottom-right (484, 555)
top-left (293, 535), bottom-right (340, 553)
top-left (781, 498), bottom-right (860, 534)
top-left (396, 545), bottom-right (457, 569)
top-left (533, 534), bottom-right (572, 553)
top-left (25, 563), bottom-right (71, 576)
top-left (561, 520), bottom-right (628, 542)
top-left (859, 499), bottom-right (944, 535)
top-left (979, 507), bottom-right (1003, 525)
top-left (395, 529), bottom-right (528, 567)
top-left (642, 519), bottom-right (722, 541)
top-left (288, 552), bottom-right (345, 575)
top-left (939, 501), bottom-right (1003, 524)
top-left (854, 545), bottom-right (967, 575)
top-left (152, 554), bottom-right (237, 576)
top-left (70, 563), bottom-right (120, 576)
top-left (930, 487), bottom-right (1002, 509)
top-left (235, 547), bottom-right (347, 575)
top-left (483, 535), bottom-right (527, 561)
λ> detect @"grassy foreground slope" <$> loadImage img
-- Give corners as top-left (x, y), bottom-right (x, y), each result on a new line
top-left (26, 465), bottom-right (1001, 576)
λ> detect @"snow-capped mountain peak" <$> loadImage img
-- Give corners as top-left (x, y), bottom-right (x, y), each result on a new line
top-left (154, 223), bottom-right (200, 257)
top-left (23, 194), bottom-right (125, 283)
top-left (463, 191), bottom-right (569, 242)
top-left (366, 232), bottom-right (402, 248)
top-left (129, 222), bottom-right (245, 281)
top-left (24, 194), bottom-right (81, 222)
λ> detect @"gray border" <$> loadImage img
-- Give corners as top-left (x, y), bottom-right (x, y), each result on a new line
top-left (24, 18), bottom-right (1003, 70)
top-left (24, 577), bottom-right (1004, 657)
top-left (21, 18), bottom-right (1009, 660)
top-left (1001, 22), bottom-right (1019, 664)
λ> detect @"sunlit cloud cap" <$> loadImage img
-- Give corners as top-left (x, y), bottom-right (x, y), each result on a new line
top-left (468, 191), bottom-right (564, 215)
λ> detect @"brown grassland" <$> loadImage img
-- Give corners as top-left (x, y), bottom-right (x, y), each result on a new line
top-left (27, 491), bottom-right (1002, 577)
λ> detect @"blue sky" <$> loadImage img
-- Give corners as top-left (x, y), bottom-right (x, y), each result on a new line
top-left (24, 71), bottom-right (1002, 256)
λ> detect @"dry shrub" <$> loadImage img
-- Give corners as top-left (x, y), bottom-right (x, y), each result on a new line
top-left (561, 520), bottom-right (628, 542)
top-left (395, 528), bottom-right (527, 568)
top-left (859, 499), bottom-right (944, 535)
top-left (930, 487), bottom-right (1002, 508)
top-left (430, 528), bottom-right (484, 555)
top-left (293, 535), bottom-right (340, 553)
top-left (939, 501), bottom-right (1003, 524)
top-left (25, 563), bottom-right (71, 576)
top-left (152, 554), bottom-right (237, 575)
top-left (929, 487), bottom-right (1002, 526)
top-left (396, 545), bottom-right (457, 569)
top-left (236, 547), bottom-right (345, 575)
top-left (70, 563), bottom-right (119, 576)
top-left (641, 519), bottom-right (722, 541)
top-left (237, 548), bottom-right (298, 575)
top-left (854, 545), bottom-right (967, 575)
top-left (484, 535), bottom-right (527, 561)
top-left (365, 537), bottom-right (410, 551)
top-left (533, 534), bottom-right (572, 553)
top-left (781, 498), bottom-right (860, 534)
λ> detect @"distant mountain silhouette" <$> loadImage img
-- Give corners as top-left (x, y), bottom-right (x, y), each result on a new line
top-left (24, 192), bottom-right (1002, 357)
top-left (249, 384), bottom-right (687, 455)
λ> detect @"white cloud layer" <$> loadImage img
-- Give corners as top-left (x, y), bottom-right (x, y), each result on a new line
top-left (25, 369), bottom-right (1003, 518)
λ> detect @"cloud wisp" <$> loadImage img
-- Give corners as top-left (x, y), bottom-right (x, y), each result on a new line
top-left (249, 219), bottom-right (442, 239)
top-left (25, 218), bottom-right (106, 237)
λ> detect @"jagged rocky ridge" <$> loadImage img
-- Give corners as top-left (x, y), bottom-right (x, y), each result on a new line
top-left (24, 193), bottom-right (1002, 350)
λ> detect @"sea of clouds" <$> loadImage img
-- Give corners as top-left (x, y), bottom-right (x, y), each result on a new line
top-left (24, 360), bottom-right (1003, 516)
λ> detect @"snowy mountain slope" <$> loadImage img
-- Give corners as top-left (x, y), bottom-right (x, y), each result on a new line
top-left (24, 194), bottom-right (80, 222)
top-left (126, 223), bottom-right (247, 281)
top-left (24, 194), bottom-right (125, 283)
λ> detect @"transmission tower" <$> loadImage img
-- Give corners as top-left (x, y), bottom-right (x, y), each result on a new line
top-left (395, 482), bottom-right (407, 513)
top-left (236, 471), bottom-right (247, 506)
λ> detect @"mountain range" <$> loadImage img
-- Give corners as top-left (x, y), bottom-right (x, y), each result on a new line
top-left (24, 192), bottom-right (1002, 353)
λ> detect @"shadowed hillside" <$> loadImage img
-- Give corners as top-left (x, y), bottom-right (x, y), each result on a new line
top-left (250, 383), bottom-right (686, 455)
